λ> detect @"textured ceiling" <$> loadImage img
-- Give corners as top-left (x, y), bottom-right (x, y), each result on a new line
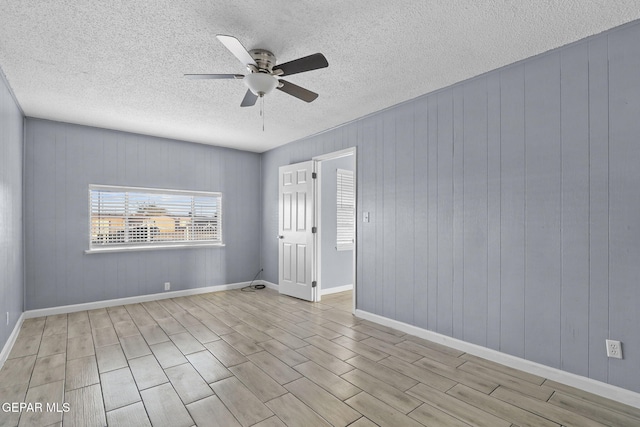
top-left (1, 1), bottom-right (639, 152)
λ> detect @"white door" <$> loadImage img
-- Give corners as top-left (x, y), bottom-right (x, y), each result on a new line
top-left (278, 161), bottom-right (316, 301)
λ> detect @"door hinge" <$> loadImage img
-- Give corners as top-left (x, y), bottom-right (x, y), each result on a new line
top-left (312, 172), bottom-right (317, 179)
top-left (312, 226), bottom-right (317, 233)
top-left (312, 281), bottom-right (317, 288)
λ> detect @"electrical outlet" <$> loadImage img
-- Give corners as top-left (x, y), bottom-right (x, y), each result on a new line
top-left (606, 339), bottom-right (623, 359)
top-left (164, 282), bottom-right (171, 291)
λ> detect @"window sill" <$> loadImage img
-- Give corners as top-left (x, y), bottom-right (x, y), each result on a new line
top-left (85, 242), bottom-right (225, 254)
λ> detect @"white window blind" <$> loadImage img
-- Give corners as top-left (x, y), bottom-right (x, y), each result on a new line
top-left (89, 185), bottom-right (222, 251)
top-left (336, 168), bottom-right (355, 251)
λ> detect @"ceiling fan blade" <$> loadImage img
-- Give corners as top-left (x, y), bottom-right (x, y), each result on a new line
top-left (241, 89), bottom-right (258, 107)
top-left (277, 80), bottom-right (319, 103)
top-left (216, 34), bottom-right (257, 67)
top-left (184, 74), bottom-right (243, 79)
top-left (274, 53), bottom-right (328, 76)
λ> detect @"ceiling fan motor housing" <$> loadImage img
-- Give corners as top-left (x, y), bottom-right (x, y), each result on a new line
top-left (249, 49), bottom-right (277, 73)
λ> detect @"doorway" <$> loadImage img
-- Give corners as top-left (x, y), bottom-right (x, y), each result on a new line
top-left (315, 148), bottom-right (356, 313)
top-left (277, 148), bottom-right (356, 313)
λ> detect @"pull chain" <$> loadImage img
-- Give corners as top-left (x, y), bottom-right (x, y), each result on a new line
top-left (261, 96), bottom-right (265, 131)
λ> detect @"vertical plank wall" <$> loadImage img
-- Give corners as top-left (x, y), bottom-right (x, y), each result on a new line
top-left (0, 69), bottom-right (24, 352)
top-left (261, 21), bottom-right (640, 392)
top-left (24, 119), bottom-right (262, 311)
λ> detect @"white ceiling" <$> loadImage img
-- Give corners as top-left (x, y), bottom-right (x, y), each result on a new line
top-left (1, 1), bottom-right (639, 153)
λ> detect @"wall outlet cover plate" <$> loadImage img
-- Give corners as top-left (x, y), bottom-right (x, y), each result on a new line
top-left (606, 339), bottom-right (623, 359)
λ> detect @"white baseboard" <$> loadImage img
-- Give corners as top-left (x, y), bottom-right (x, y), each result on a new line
top-left (321, 284), bottom-right (353, 295)
top-left (24, 281), bottom-right (256, 319)
top-left (0, 313), bottom-right (25, 369)
top-left (355, 309), bottom-right (640, 410)
top-left (260, 281), bottom-right (352, 297)
top-left (260, 280), bottom-right (278, 290)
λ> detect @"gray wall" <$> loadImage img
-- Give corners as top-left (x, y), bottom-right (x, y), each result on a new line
top-left (320, 155), bottom-right (354, 289)
top-left (24, 118), bottom-right (261, 310)
top-left (262, 21), bottom-right (640, 392)
top-left (0, 70), bottom-right (24, 350)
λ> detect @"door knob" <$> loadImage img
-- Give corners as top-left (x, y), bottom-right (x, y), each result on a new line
top-left (278, 235), bottom-right (284, 239)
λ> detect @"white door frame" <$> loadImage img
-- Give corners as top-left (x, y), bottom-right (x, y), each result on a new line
top-left (312, 147), bottom-right (357, 314)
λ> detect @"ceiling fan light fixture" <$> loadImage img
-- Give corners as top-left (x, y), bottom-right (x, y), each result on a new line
top-left (243, 73), bottom-right (278, 96)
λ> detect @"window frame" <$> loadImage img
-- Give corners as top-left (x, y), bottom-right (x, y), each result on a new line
top-left (86, 184), bottom-right (224, 253)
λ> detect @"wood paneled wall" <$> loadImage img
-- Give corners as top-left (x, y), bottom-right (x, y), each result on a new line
top-left (24, 119), bottom-right (262, 311)
top-left (0, 69), bottom-right (24, 352)
top-left (261, 21), bottom-right (640, 392)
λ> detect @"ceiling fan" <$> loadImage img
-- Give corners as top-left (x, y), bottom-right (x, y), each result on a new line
top-left (185, 35), bottom-right (328, 107)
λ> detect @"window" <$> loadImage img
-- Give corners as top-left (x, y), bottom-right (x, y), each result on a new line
top-left (336, 168), bottom-right (355, 251)
top-left (89, 185), bottom-right (222, 251)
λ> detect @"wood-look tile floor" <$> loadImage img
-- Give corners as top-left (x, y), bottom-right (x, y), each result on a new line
top-left (2, 289), bottom-right (639, 427)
